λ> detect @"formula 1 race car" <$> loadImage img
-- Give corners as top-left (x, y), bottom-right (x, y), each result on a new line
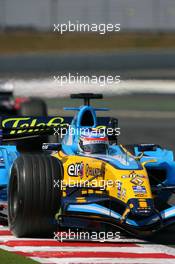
top-left (1, 93), bottom-right (175, 238)
top-left (0, 81), bottom-right (47, 116)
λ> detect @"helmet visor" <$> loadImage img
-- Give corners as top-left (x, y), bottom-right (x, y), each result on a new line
top-left (82, 143), bottom-right (108, 154)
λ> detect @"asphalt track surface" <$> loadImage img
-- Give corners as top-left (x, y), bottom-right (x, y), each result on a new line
top-left (118, 117), bottom-right (175, 152)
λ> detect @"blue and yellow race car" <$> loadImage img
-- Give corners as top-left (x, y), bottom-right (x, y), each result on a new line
top-left (1, 93), bottom-right (175, 238)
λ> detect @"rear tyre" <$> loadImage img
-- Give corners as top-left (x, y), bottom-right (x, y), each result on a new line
top-left (8, 154), bottom-right (63, 237)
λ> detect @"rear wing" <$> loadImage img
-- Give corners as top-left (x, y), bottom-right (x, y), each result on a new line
top-left (1, 116), bottom-right (69, 138)
top-left (1, 116), bottom-right (118, 140)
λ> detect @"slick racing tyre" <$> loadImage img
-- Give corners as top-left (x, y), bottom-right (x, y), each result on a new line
top-left (8, 154), bottom-right (63, 237)
top-left (18, 98), bottom-right (47, 116)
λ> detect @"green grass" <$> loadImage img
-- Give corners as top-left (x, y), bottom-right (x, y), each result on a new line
top-left (0, 249), bottom-right (37, 264)
top-left (0, 32), bottom-right (175, 54)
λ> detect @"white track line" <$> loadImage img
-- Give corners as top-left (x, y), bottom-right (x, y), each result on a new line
top-left (138, 244), bottom-right (175, 257)
top-left (0, 245), bottom-right (167, 253)
top-left (0, 226), bottom-right (9, 230)
top-left (31, 257), bottom-right (175, 264)
top-left (0, 235), bottom-right (143, 243)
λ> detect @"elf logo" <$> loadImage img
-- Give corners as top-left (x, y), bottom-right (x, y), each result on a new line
top-left (68, 162), bottom-right (84, 177)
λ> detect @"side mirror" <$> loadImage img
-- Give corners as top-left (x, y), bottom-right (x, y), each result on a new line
top-left (137, 144), bottom-right (159, 152)
top-left (135, 152), bottom-right (144, 161)
top-left (107, 118), bottom-right (119, 145)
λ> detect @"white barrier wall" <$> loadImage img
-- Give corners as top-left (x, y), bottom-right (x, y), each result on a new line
top-left (0, 0), bottom-right (175, 31)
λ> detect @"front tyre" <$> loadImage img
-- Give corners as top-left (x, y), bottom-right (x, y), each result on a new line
top-left (8, 154), bottom-right (63, 237)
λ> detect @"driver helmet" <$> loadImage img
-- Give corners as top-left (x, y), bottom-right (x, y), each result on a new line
top-left (78, 129), bottom-right (109, 155)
